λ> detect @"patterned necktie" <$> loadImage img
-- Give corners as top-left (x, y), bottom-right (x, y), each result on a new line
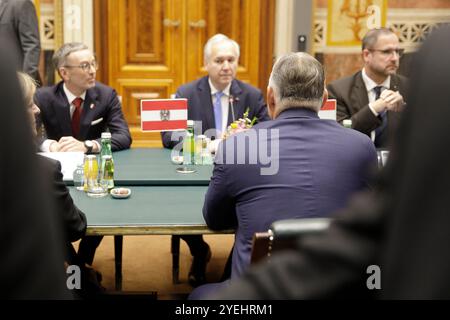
top-left (71, 97), bottom-right (83, 138)
top-left (214, 92), bottom-right (224, 134)
top-left (374, 86), bottom-right (387, 147)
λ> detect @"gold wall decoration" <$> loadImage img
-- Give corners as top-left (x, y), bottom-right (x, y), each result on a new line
top-left (327, 0), bottom-right (387, 46)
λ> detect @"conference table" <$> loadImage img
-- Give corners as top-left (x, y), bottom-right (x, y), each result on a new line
top-left (69, 148), bottom-right (230, 290)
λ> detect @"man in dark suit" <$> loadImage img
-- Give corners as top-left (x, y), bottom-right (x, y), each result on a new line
top-left (35, 42), bottom-right (131, 268)
top-left (35, 42), bottom-right (131, 153)
top-left (162, 33), bottom-right (268, 148)
top-left (0, 0), bottom-right (41, 82)
top-left (190, 52), bottom-right (377, 299)
top-left (327, 28), bottom-right (408, 149)
top-left (209, 27), bottom-right (450, 300)
top-left (161, 34), bottom-right (269, 286)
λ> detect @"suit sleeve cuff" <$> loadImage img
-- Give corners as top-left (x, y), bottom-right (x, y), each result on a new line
top-left (368, 102), bottom-right (379, 117)
top-left (40, 139), bottom-right (56, 152)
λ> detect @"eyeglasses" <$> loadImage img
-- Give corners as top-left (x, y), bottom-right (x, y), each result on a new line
top-left (368, 48), bottom-right (404, 57)
top-left (63, 60), bottom-right (98, 72)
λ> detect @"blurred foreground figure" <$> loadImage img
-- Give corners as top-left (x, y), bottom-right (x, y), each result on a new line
top-left (211, 27), bottom-right (450, 300)
top-left (0, 49), bottom-right (69, 299)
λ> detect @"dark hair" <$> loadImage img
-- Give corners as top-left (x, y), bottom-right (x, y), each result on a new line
top-left (52, 42), bottom-right (89, 70)
top-left (362, 28), bottom-right (397, 50)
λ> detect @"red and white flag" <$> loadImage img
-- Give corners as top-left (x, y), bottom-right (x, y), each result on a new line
top-left (318, 99), bottom-right (337, 120)
top-left (141, 99), bottom-right (188, 131)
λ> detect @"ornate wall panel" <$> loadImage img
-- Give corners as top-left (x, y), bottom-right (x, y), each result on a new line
top-left (313, 7), bottom-right (450, 82)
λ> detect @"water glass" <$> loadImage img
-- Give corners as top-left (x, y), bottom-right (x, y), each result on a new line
top-left (84, 155), bottom-right (108, 198)
top-left (73, 164), bottom-right (85, 191)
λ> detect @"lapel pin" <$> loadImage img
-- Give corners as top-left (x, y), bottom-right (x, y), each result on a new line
top-left (90, 103), bottom-right (95, 109)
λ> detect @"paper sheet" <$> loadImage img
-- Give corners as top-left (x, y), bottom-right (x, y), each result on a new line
top-left (38, 152), bottom-right (85, 181)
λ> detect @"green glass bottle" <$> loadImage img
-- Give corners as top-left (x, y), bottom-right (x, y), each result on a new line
top-left (100, 132), bottom-right (114, 190)
top-left (183, 120), bottom-right (195, 165)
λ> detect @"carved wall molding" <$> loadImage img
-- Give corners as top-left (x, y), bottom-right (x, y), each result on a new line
top-left (314, 8), bottom-right (450, 53)
top-left (40, 3), bottom-right (55, 50)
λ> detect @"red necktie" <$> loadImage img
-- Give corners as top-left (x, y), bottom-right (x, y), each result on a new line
top-left (71, 97), bottom-right (83, 138)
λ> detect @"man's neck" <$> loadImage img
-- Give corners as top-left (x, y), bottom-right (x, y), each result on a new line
top-left (364, 68), bottom-right (388, 85)
top-left (64, 82), bottom-right (85, 97)
top-left (209, 79), bottom-right (230, 93)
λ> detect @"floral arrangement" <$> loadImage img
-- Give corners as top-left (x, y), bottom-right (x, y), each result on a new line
top-left (222, 108), bottom-right (258, 139)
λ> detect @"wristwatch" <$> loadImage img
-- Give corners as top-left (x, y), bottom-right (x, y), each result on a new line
top-left (84, 140), bottom-right (94, 154)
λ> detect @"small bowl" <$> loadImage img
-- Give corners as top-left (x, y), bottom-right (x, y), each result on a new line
top-left (110, 188), bottom-right (131, 199)
top-left (171, 155), bottom-right (184, 165)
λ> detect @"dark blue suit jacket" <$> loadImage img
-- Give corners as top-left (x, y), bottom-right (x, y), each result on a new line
top-left (35, 81), bottom-right (132, 151)
top-left (204, 108), bottom-right (377, 278)
top-left (161, 76), bottom-right (269, 148)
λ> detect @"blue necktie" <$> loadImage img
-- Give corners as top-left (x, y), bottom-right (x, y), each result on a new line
top-left (214, 92), bottom-right (224, 134)
top-left (374, 86), bottom-right (387, 147)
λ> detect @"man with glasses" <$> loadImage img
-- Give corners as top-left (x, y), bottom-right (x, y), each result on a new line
top-left (34, 42), bottom-right (131, 270)
top-left (35, 42), bottom-right (131, 153)
top-left (327, 28), bottom-right (408, 148)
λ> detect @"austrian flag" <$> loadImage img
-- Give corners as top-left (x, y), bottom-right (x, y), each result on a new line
top-left (140, 99), bottom-right (188, 131)
top-left (318, 99), bottom-right (337, 120)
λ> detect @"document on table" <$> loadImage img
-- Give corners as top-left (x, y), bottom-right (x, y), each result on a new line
top-left (38, 152), bottom-right (85, 181)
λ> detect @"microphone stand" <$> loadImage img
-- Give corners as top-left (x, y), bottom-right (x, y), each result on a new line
top-left (229, 95), bottom-right (236, 122)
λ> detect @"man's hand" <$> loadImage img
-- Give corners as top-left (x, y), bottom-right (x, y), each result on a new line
top-left (380, 90), bottom-right (405, 112)
top-left (57, 136), bottom-right (86, 152)
top-left (49, 140), bottom-right (61, 152)
top-left (371, 89), bottom-right (405, 114)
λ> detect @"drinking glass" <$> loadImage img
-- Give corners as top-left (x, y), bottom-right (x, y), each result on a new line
top-left (84, 155), bottom-right (108, 198)
top-left (73, 164), bottom-right (85, 191)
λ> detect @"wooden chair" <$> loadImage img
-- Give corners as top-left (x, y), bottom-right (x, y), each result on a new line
top-left (250, 231), bottom-right (272, 264)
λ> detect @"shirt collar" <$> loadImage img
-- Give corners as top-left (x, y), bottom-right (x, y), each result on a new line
top-left (63, 83), bottom-right (86, 104)
top-left (277, 107), bottom-right (319, 120)
top-left (208, 77), bottom-right (231, 97)
top-left (362, 68), bottom-right (390, 92)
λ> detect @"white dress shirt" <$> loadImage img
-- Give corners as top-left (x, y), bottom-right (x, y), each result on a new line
top-left (208, 78), bottom-right (232, 134)
top-left (361, 68), bottom-right (390, 116)
top-left (361, 68), bottom-right (391, 143)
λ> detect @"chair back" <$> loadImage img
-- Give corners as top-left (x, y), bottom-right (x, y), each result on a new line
top-left (250, 218), bottom-right (331, 265)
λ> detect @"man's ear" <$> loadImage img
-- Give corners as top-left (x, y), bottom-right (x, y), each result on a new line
top-left (59, 68), bottom-right (69, 82)
top-left (362, 49), bottom-right (370, 64)
top-left (320, 88), bottom-right (329, 109)
top-left (267, 86), bottom-right (276, 119)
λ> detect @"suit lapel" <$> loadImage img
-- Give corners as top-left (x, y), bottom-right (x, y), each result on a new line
top-left (0, 0), bottom-right (8, 21)
top-left (387, 74), bottom-right (401, 127)
top-left (390, 74), bottom-right (400, 92)
top-left (0, 0), bottom-right (9, 21)
top-left (198, 77), bottom-right (215, 131)
top-left (79, 88), bottom-right (98, 140)
top-left (228, 80), bottom-right (244, 125)
top-left (351, 71), bottom-right (369, 111)
top-left (53, 83), bottom-right (73, 136)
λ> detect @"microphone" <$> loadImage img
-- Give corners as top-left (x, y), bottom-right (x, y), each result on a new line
top-left (229, 95), bottom-right (238, 122)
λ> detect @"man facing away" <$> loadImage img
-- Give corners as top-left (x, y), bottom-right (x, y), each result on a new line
top-left (161, 34), bottom-right (269, 286)
top-left (190, 52), bottom-right (377, 299)
top-left (34, 42), bottom-right (132, 269)
top-left (327, 28), bottom-right (408, 149)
